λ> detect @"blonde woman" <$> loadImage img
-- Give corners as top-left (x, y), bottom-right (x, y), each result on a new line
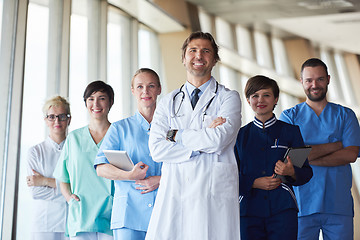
top-left (26, 96), bottom-right (71, 240)
top-left (95, 68), bottom-right (162, 240)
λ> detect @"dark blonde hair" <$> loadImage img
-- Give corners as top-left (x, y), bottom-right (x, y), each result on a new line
top-left (42, 96), bottom-right (71, 117)
top-left (131, 68), bottom-right (161, 88)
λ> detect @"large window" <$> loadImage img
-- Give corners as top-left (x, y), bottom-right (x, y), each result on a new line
top-left (240, 75), bottom-right (254, 125)
top-left (107, 7), bottom-right (132, 121)
top-left (0, 0), bottom-right (5, 185)
top-left (198, 9), bottom-right (213, 34)
top-left (235, 25), bottom-right (254, 59)
top-left (218, 65), bottom-right (238, 90)
top-left (215, 17), bottom-right (234, 50)
top-left (16, 2), bottom-right (49, 239)
top-left (320, 50), bottom-right (344, 102)
top-left (68, 0), bottom-right (92, 131)
top-left (138, 25), bottom-right (166, 95)
top-left (334, 52), bottom-right (357, 105)
top-left (139, 26), bottom-right (161, 70)
top-left (0, 0), bottom-right (3, 47)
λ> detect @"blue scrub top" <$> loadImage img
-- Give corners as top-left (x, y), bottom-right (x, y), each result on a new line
top-left (280, 102), bottom-right (360, 217)
top-left (235, 116), bottom-right (312, 217)
top-left (95, 111), bottom-right (162, 231)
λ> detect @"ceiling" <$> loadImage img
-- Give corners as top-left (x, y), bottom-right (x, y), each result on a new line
top-left (186, 0), bottom-right (360, 54)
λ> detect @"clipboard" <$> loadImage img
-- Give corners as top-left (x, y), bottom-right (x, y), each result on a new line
top-left (103, 150), bottom-right (134, 171)
top-left (283, 146), bottom-right (312, 168)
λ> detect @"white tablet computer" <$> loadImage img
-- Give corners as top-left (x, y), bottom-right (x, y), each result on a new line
top-left (103, 150), bottom-right (134, 171)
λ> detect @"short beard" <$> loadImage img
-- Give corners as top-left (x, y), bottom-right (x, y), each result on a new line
top-left (306, 87), bottom-right (327, 102)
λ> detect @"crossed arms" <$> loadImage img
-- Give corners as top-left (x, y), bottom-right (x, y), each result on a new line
top-left (308, 142), bottom-right (359, 167)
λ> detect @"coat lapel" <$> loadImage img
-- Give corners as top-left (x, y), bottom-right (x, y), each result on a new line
top-left (190, 78), bottom-right (217, 123)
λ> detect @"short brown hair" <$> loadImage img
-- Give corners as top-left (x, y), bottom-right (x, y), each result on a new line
top-left (245, 75), bottom-right (280, 99)
top-left (181, 31), bottom-right (220, 63)
top-left (83, 81), bottom-right (114, 108)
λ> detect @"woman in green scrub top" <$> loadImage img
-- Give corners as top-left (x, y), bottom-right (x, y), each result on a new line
top-left (54, 81), bottom-right (114, 240)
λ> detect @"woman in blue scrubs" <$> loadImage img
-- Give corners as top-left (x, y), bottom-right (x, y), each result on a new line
top-left (234, 75), bottom-right (313, 240)
top-left (95, 68), bottom-right (162, 240)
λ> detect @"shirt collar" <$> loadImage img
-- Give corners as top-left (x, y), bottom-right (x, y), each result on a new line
top-left (253, 115), bottom-right (277, 129)
top-left (185, 76), bottom-right (213, 97)
top-left (46, 136), bottom-right (65, 151)
top-left (135, 111), bottom-right (151, 131)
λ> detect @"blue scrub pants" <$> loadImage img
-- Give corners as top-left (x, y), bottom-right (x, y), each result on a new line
top-left (241, 208), bottom-right (298, 240)
top-left (113, 228), bottom-right (146, 240)
top-left (298, 213), bottom-right (353, 240)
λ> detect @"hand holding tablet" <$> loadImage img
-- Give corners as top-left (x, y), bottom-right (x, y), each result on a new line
top-left (103, 150), bottom-right (135, 171)
top-left (274, 146), bottom-right (312, 179)
top-left (282, 146), bottom-right (312, 168)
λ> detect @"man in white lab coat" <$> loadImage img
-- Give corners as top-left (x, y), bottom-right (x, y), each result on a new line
top-left (146, 31), bottom-right (242, 240)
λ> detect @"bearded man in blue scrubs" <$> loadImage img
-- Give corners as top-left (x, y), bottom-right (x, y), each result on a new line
top-left (280, 58), bottom-right (360, 240)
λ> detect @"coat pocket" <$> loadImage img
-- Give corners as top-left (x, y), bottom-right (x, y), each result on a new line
top-left (211, 162), bottom-right (238, 199)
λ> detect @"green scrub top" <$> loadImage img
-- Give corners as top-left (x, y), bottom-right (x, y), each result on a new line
top-left (54, 126), bottom-right (113, 237)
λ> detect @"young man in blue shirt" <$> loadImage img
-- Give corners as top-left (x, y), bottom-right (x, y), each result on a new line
top-left (280, 58), bottom-right (360, 240)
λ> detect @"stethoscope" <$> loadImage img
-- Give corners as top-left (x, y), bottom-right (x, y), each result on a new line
top-left (171, 81), bottom-right (219, 119)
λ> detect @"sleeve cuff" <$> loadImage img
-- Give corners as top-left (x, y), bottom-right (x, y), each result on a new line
top-left (190, 151), bottom-right (200, 158)
top-left (175, 129), bottom-right (184, 144)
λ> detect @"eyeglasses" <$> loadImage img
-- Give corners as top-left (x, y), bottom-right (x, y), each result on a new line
top-left (46, 114), bottom-right (70, 122)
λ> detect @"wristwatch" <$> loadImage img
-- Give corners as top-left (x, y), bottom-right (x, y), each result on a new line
top-left (166, 129), bottom-right (178, 142)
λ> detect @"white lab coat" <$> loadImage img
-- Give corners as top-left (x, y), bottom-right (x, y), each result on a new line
top-left (147, 77), bottom-right (241, 240)
top-left (27, 137), bottom-right (67, 233)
